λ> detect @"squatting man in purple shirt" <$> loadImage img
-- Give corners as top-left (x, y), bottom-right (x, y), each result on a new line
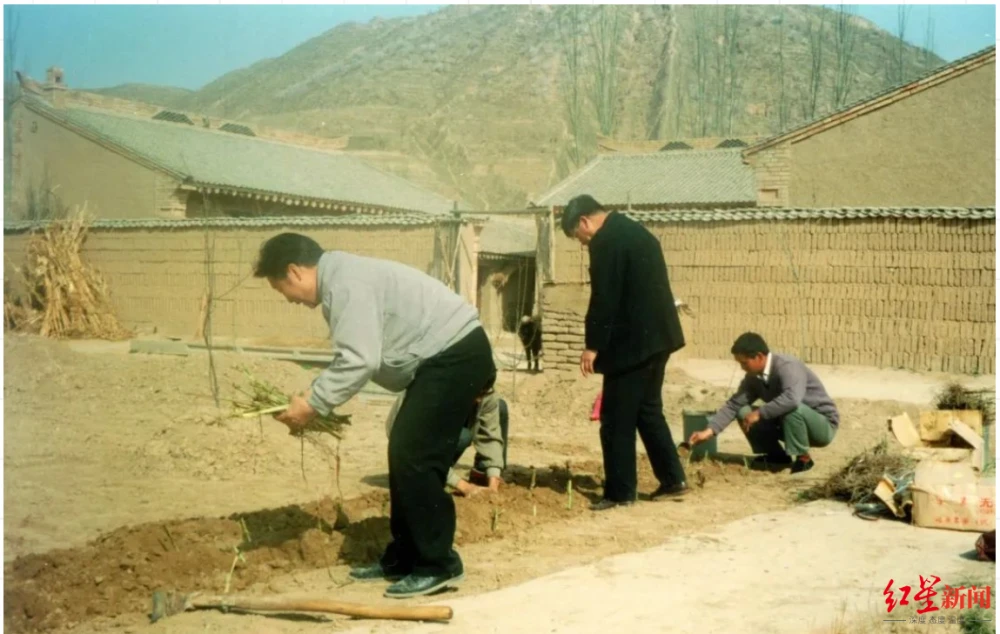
top-left (688, 332), bottom-right (839, 473)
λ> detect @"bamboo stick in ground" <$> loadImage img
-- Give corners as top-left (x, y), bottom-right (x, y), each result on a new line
top-left (194, 292), bottom-right (209, 340)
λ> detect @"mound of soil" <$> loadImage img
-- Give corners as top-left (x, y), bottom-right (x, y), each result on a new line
top-left (3, 495), bottom-right (380, 633)
top-left (4, 455), bottom-right (761, 633)
top-left (2, 462), bottom-right (592, 633)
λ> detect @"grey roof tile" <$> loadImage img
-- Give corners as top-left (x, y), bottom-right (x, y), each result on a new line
top-left (26, 99), bottom-right (455, 215)
top-left (3, 213), bottom-right (448, 234)
top-left (478, 219), bottom-right (537, 255)
top-left (617, 207), bottom-right (996, 223)
top-left (535, 149), bottom-right (756, 207)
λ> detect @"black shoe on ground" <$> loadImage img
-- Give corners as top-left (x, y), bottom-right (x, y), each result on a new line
top-left (751, 453), bottom-right (793, 468)
top-left (651, 482), bottom-right (690, 500)
top-left (791, 457), bottom-right (815, 474)
top-left (384, 570), bottom-right (465, 599)
top-left (590, 498), bottom-right (635, 512)
top-left (349, 563), bottom-right (408, 582)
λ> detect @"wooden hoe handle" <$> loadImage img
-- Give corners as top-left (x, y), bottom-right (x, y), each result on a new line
top-left (191, 594), bottom-right (453, 622)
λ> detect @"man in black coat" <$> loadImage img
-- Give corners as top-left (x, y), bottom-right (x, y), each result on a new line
top-left (561, 194), bottom-right (688, 510)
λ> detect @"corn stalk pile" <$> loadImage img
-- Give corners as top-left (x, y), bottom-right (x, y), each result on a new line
top-left (230, 367), bottom-right (351, 438)
top-left (4, 207), bottom-right (131, 340)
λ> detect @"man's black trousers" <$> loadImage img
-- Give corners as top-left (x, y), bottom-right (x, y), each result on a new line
top-left (379, 327), bottom-right (496, 576)
top-left (599, 352), bottom-right (686, 503)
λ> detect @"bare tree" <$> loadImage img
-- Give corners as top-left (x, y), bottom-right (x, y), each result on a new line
top-left (922, 8), bottom-right (936, 68)
top-left (644, 6), bottom-right (678, 140)
top-left (832, 5), bottom-right (859, 108)
top-left (775, 6), bottom-right (791, 132)
top-left (711, 8), bottom-right (726, 135)
top-left (588, 5), bottom-right (624, 137)
top-left (893, 6), bottom-right (911, 84)
top-left (24, 169), bottom-right (69, 222)
top-left (672, 64), bottom-right (686, 138)
top-left (802, 8), bottom-right (828, 120)
top-left (722, 6), bottom-right (742, 135)
top-left (556, 6), bottom-right (587, 167)
top-left (691, 6), bottom-right (712, 136)
top-left (4, 6), bottom-right (22, 210)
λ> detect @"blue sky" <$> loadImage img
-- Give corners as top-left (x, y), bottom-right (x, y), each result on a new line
top-left (3, 4), bottom-right (995, 91)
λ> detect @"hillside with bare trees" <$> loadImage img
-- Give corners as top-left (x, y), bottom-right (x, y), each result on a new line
top-left (87, 5), bottom-right (943, 209)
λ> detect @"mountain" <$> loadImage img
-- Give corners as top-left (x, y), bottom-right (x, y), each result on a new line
top-left (96, 5), bottom-right (945, 210)
top-left (88, 83), bottom-right (193, 109)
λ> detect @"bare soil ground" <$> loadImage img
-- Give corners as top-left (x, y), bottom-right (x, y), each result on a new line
top-left (2, 334), bottom-right (993, 634)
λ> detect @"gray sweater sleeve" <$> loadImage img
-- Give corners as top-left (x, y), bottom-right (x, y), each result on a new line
top-left (709, 376), bottom-right (755, 435)
top-left (756, 361), bottom-right (807, 421)
top-left (472, 393), bottom-right (505, 478)
top-left (307, 282), bottom-right (383, 416)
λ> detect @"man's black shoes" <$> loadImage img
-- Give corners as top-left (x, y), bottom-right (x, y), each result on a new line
top-left (384, 569), bottom-right (465, 598)
top-left (349, 563), bottom-right (408, 582)
top-left (651, 481), bottom-right (690, 500)
top-left (791, 457), bottom-right (815, 474)
top-left (590, 498), bottom-right (635, 512)
top-left (751, 453), bottom-right (793, 468)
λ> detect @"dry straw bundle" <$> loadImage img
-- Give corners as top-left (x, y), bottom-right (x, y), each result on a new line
top-left (5, 206), bottom-right (130, 340)
top-left (935, 381), bottom-right (995, 429)
top-left (803, 439), bottom-right (915, 504)
top-left (3, 278), bottom-right (40, 333)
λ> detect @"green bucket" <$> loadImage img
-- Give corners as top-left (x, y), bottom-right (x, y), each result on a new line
top-left (682, 410), bottom-right (718, 461)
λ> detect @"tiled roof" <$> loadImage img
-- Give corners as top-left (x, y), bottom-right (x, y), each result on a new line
top-left (3, 213), bottom-right (451, 234)
top-left (616, 207), bottom-right (996, 223)
top-left (8, 207), bottom-right (987, 236)
top-left (478, 219), bottom-right (537, 255)
top-left (22, 98), bottom-right (456, 215)
top-left (534, 149), bottom-right (756, 207)
top-left (746, 45), bottom-right (996, 155)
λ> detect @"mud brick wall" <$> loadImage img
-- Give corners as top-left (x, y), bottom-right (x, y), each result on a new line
top-left (744, 144), bottom-right (790, 207)
top-left (542, 211), bottom-right (995, 375)
top-left (4, 220), bottom-right (440, 344)
top-left (539, 284), bottom-right (588, 372)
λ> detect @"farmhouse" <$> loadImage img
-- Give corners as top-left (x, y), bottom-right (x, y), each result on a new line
top-left (475, 218), bottom-right (538, 336)
top-left (8, 76), bottom-right (458, 220)
top-left (744, 45), bottom-right (996, 207)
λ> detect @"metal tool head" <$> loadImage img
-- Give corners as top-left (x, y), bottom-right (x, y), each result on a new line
top-left (150, 590), bottom-right (195, 623)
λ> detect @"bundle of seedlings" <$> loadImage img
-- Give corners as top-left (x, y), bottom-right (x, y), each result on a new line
top-left (230, 366), bottom-right (351, 438)
top-left (11, 206), bottom-right (131, 340)
top-left (802, 439), bottom-right (915, 505)
top-left (230, 366), bottom-right (351, 498)
top-left (935, 381), bottom-right (995, 429)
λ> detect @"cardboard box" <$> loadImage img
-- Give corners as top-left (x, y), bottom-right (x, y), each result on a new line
top-left (918, 410), bottom-right (983, 443)
top-left (910, 460), bottom-right (996, 532)
top-left (888, 413), bottom-right (985, 470)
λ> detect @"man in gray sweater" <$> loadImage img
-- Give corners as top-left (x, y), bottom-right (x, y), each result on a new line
top-left (688, 332), bottom-right (839, 473)
top-left (253, 233), bottom-right (496, 599)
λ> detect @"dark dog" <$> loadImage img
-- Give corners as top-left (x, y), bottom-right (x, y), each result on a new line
top-left (517, 315), bottom-right (542, 372)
